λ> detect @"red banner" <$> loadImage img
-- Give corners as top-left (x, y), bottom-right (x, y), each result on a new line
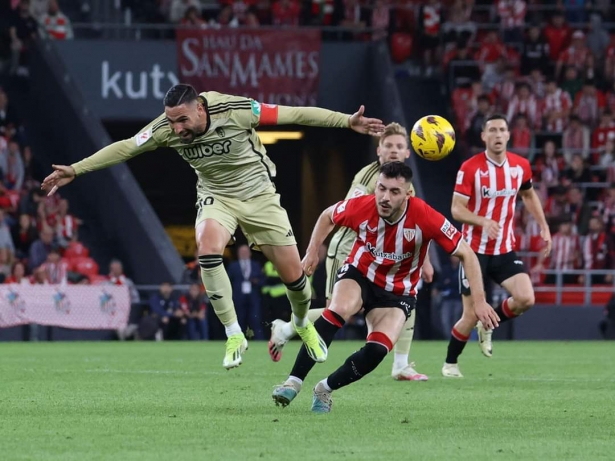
top-left (176, 28), bottom-right (321, 106)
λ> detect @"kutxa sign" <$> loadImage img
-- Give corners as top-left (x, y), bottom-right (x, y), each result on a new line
top-left (176, 29), bottom-right (321, 106)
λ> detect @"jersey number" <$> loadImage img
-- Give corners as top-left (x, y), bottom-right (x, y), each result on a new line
top-left (201, 197), bottom-right (215, 206)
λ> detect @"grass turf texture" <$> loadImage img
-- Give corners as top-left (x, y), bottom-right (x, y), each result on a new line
top-left (1, 341), bottom-right (614, 461)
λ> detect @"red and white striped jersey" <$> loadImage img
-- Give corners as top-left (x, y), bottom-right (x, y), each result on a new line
top-left (331, 195), bottom-right (462, 297)
top-left (454, 151), bottom-right (533, 255)
top-left (550, 233), bottom-right (580, 270)
top-left (506, 94), bottom-right (542, 130)
top-left (496, 0), bottom-right (526, 29)
top-left (542, 89), bottom-right (572, 132)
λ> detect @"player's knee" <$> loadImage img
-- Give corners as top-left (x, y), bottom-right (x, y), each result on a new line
top-left (278, 265), bottom-right (304, 285)
top-left (197, 241), bottom-right (225, 255)
top-left (328, 301), bottom-right (358, 321)
top-left (198, 254), bottom-right (223, 271)
top-left (515, 292), bottom-right (535, 312)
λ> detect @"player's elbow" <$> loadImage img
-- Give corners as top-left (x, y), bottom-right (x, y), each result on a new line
top-left (451, 204), bottom-right (463, 221)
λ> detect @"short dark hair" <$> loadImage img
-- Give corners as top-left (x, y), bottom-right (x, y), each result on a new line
top-left (482, 113), bottom-right (509, 130)
top-left (379, 162), bottom-right (413, 183)
top-left (164, 84), bottom-right (198, 108)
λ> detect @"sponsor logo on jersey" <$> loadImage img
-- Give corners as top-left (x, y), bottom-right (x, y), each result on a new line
top-left (251, 100), bottom-right (261, 116)
top-left (366, 242), bottom-right (412, 261)
top-left (180, 141), bottom-right (232, 160)
top-left (481, 186), bottom-right (517, 199)
top-left (440, 219), bottom-right (457, 240)
top-left (135, 127), bottom-right (152, 146)
top-left (351, 187), bottom-right (365, 198)
top-left (403, 229), bottom-right (416, 242)
top-left (336, 201), bottom-right (347, 214)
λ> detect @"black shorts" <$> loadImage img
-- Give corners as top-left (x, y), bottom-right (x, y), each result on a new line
top-left (336, 263), bottom-right (416, 319)
top-left (459, 251), bottom-right (529, 296)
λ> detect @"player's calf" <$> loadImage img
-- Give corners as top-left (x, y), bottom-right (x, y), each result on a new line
top-left (326, 332), bottom-right (392, 390)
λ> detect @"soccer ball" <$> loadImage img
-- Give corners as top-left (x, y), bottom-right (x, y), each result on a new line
top-left (410, 115), bottom-right (456, 161)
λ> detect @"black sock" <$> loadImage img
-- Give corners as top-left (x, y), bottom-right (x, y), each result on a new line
top-left (445, 328), bottom-right (469, 364)
top-left (327, 342), bottom-right (389, 390)
top-left (289, 310), bottom-right (345, 381)
top-left (492, 298), bottom-right (517, 325)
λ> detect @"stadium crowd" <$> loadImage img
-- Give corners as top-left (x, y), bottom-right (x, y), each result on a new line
top-left (1, 0), bottom-right (614, 341)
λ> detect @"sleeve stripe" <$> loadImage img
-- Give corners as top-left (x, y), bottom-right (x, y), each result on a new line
top-left (360, 163), bottom-right (380, 187)
top-left (453, 191), bottom-right (470, 198)
top-left (209, 102), bottom-right (252, 115)
top-left (152, 119), bottom-right (167, 133)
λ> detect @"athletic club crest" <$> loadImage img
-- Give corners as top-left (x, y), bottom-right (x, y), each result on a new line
top-left (99, 290), bottom-right (117, 317)
top-left (6, 289), bottom-right (25, 313)
top-left (403, 229), bottom-right (416, 242)
top-left (53, 290), bottom-right (71, 315)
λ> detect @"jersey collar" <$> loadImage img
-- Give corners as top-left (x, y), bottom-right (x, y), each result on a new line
top-left (484, 151), bottom-right (508, 167)
top-left (196, 95), bottom-right (211, 137)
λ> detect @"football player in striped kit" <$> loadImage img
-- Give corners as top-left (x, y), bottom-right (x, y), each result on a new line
top-left (272, 162), bottom-right (498, 412)
top-left (443, 114), bottom-right (552, 377)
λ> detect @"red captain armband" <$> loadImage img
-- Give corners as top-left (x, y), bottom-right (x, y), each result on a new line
top-left (259, 104), bottom-right (279, 125)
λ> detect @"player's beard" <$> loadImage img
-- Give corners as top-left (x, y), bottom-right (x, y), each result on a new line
top-left (179, 130), bottom-right (196, 144)
top-left (377, 202), bottom-right (396, 220)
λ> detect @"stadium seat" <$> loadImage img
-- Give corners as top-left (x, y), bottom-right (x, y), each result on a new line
top-left (64, 241), bottom-right (90, 259)
top-left (71, 256), bottom-right (99, 277)
top-left (390, 33), bottom-right (413, 64)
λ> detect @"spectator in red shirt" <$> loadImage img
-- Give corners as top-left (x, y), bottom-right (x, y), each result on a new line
top-left (180, 282), bottom-right (209, 340)
top-left (556, 30), bottom-right (590, 80)
top-left (41, 0), bottom-right (73, 40)
top-left (510, 114), bottom-right (532, 157)
top-left (582, 216), bottom-right (612, 284)
top-left (272, 0), bottom-right (300, 26)
top-left (604, 36), bottom-right (615, 85)
top-left (591, 112), bottom-right (615, 161)
top-left (573, 80), bottom-right (606, 127)
top-left (4, 261), bottom-right (30, 285)
top-left (495, 0), bottom-right (526, 44)
top-left (474, 30), bottom-right (508, 73)
top-left (544, 11), bottom-right (571, 61)
top-left (418, 0), bottom-right (442, 74)
top-left (490, 65), bottom-right (517, 112)
top-left (507, 82), bottom-right (542, 130)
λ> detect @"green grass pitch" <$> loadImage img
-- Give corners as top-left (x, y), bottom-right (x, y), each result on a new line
top-left (1, 340), bottom-right (614, 461)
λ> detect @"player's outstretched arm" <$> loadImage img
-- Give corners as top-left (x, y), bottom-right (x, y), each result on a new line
top-left (270, 105), bottom-right (384, 136)
top-left (42, 128), bottom-right (161, 196)
top-left (454, 240), bottom-right (500, 329)
top-left (519, 187), bottom-right (552, 257)
top-left (302, 205), bottom-right (337, 276)
top-left (451, 193), bottom-right (500, 240)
